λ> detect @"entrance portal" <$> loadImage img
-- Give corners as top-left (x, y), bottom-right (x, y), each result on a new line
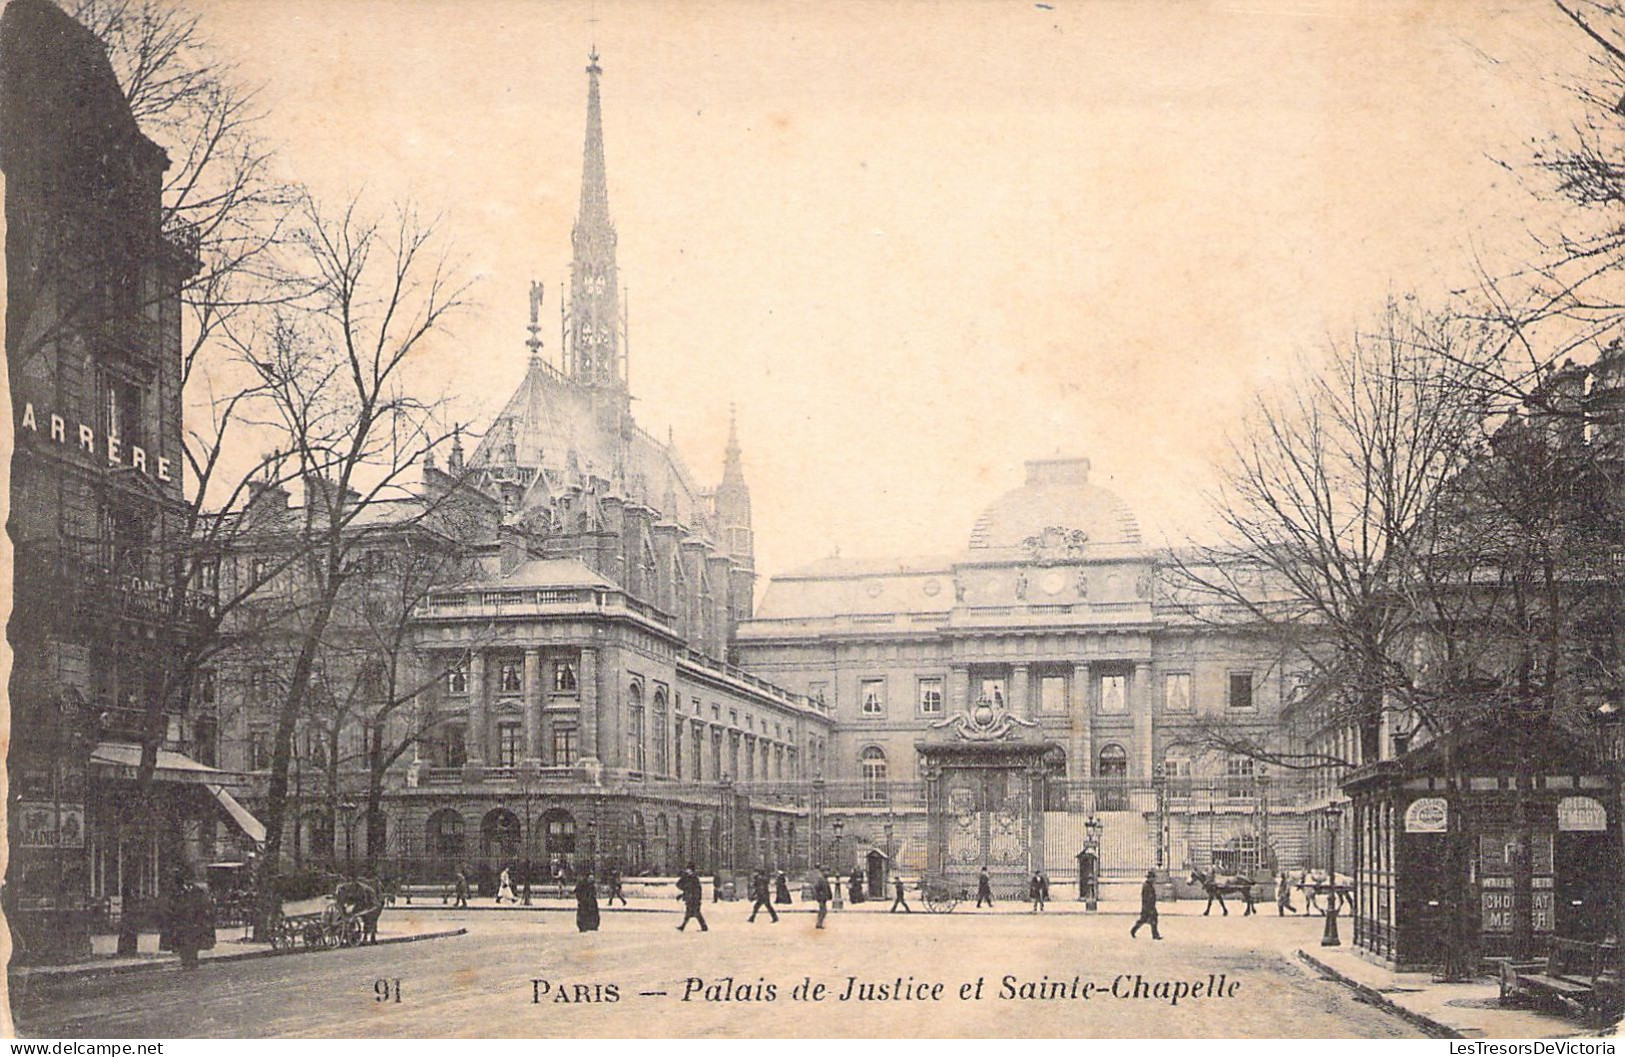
top-left (918, 737), bottom-right (1057, 900)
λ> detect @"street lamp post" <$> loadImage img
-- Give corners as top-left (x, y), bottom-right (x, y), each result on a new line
top-left (831, 818), bottom-right (845, 911)
top-left (1084, 814), bottom-right (1103, 911)
top-left (339, 799), bottom-right (359, 873)
top-left (1321, 802), bottom-right (1342, 947)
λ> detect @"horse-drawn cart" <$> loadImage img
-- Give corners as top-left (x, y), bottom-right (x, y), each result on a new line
top-left (267, 879), bottom-right (381, 952)
top-left (920, 875), bottom-right (968, 914)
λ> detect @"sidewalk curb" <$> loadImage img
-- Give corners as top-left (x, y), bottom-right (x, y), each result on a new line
top-left (13, 928), bottom-right (468, 985)
top-left (1296, 948), bottom-right (1462, 1039)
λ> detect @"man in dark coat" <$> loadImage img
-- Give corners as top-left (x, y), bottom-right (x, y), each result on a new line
top-left (452, 868), bottom-right (470, 908)
top-left (847, 871), bottom-right (864, 904)
top-left (774, 870), bottom-right (793, 905)
top-left (165, 874), bottom-right (214, 970)
top-left (976, 867), bottom-right (994, 908)
top-left (1130, 869), bottom-right (1163, 940)
top-left (812, 869), bottom-right (833, 929)
top-left (605, 867), bottom-right (627, 907)
top-left (1029, 872), bottom-right (1046, 913)
top-left (747, 868), bottom-right (779, 923)
top-left (573, 871), bottom-right (601, 932)
top-left (676, 864), bottom-right (708, 932)
top-left (890, 874), bottom-right (912, 913)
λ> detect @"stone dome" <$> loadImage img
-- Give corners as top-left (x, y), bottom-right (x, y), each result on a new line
top-left (968, 457), bottom-right (1142, 551)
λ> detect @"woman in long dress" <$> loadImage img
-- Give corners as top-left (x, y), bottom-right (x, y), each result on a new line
top-left (573, 872), bottom-right (601, 932)
top-left (774, 870), bottom-right (792, 905)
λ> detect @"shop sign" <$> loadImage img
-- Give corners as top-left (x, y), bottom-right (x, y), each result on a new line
top-left (1557, 796), bottom-right (1607, 832)
top-left (19, 802), bottom-right (84, 848)
top-left (17, 403), bottom-right (172, 480)
top-left (1404, 797), bottom-right (1448, 833)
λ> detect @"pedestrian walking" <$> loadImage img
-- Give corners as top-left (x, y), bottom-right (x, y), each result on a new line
top-left (496, 865), bottom-right (518, 904)
top-left (747, 868), bottom-right (779, 923)
top-left (574, 872), bottom-right (601, 932)
top-left (605, 867), bottom-right (627, 907)
top-left (976, 866), bottom-right (994, 908)
top-left (1040, 872), bottom-right (1050, 906)
top-left (453, 868), bottom-right (470, 908)
top-left (812, 869), bottom-right (832, 929)
top-left (1276, 871), bottom-right (1298, 916)
top-left (890, 874), bottom-right (912, 913)
top-left (1130, 869), bottom-right (1163, 940)
top-left (165, 871), bottom-right (214, 970)
top-left (676, 864), bottom-right (709, 932)
top-left (553, 861), bottom-right (567, 899)
top-left (1029, 872), bottom-right (1047, 912)
top-left (712, 872), bottom-right (723, 903)
top-left (774, 870), bottom-right (793, 905)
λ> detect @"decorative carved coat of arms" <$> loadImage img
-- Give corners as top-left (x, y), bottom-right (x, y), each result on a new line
top-left (930, 693), bottom-right (1038, 741)
top-left (1021, 526), bottom-right (1089, 565)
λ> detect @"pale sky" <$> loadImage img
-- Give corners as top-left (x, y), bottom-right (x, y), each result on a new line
top-left (191, 0), bottom-right (1593, 581)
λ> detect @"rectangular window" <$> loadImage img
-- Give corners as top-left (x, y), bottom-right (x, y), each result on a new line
top-left (447, 662), bottom-right (468, 696)
top-left (197, 670), bottom-right (217, 707)
top-left (1229, 672), bottom-right (1254, 710)
top-left (978, 677), bottom-right (1007, 709)
top-left (441, 725), bottom-right (466, 769)
top-left (102, 373), bottom-right (144, 450)
top-left (1226, 755), bottom-right (1255, 798)
top-left (498, 660), bottom-right (523, 694)
top-left (551, 726), bottom-right (577, 766)
top-left (249, 669), bottom-right (275, 706)
top-left (1099, 674), bottom-right (1127, 715)
top-left (497, 722), bottom-right (522, 767)
top-left (1039, 675), bottom-right (1068, 714)
top-left (917, 677), bottom-right (944, 715)
top-left (860, 678), bottom-right (886, 716)
top-left (627, 707), bottom-right (646, 772)
top-left (552, 660), bottom-right (578, 694)
top-left (247, 728), bottom-right (271, 770)
top-left (1164, 672), bottom-right (1192, 713)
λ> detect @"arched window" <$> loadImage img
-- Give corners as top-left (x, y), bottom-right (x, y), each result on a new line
top-left (1097, 744), bottom-right (1128, 810)
top-left (1043, 746), bottom-right (1068, 811)
top-left (640, 540), bottom-right (658, 599)
top-left (301, 811), bottom-right (334, 862)
top-left (542, 809), bottom-right (576, 856)
top-left (653, 814), bottom-right (670, 875)
top-left (652, 690), bottom-right (669, 776)
top-left (626, 682), bottom-right (646, 772)
top-left (426, 809), bottom-right (465, 859)
top-left (481, 808), bottom-right (521, 858)
top-left (860, 746), bottom-right (888, 804)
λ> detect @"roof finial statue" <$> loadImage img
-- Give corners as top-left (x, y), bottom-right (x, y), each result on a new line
top-left (527, 281), bottom-right (545, 363)
top-left (447, 424), bottom-right (465, 474)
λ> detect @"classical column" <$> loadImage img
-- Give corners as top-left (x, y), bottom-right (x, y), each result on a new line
top-left (523, 648), bottom-right (543, 768)
top-left (1134, 660), bottom-right (1155, 779)
top-left (578, 647), bottom-right (600, 770)
top-left (464, 650), bottom-right (487, 781)
top-left (1011, 664), bottom-right (1032, 720)
top-left (1070, 662), bottom-right (1092, 783)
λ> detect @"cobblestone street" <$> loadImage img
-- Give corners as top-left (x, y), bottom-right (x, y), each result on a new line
top-left (11, 904), bottom-right (1422, 1038)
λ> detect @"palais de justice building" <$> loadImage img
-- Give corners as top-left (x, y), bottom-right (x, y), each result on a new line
top-left (211, 52), bottom-right (1315, 897)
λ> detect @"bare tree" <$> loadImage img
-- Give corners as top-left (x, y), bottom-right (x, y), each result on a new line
top-left (237, 192), bottom-right (473, 934)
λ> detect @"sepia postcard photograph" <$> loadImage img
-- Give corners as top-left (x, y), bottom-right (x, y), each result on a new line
top-left (1, 0), bottom-right (1623, 1041)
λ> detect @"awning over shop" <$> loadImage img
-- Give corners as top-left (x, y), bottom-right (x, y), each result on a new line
top-left (90, 741), bottom-right (226, 783)
top-left (207, 784), bottom-right (266, 844)
top-left (90, 742), bottom-right (266, 843)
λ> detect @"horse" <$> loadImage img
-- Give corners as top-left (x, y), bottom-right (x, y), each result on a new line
top-left (1189, 868), bottom-right (1257, 916)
